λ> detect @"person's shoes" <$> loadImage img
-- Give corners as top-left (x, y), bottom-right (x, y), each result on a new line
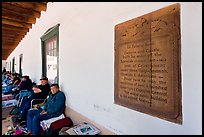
top-left (12, 114), bottom-right (20, 119)
top-left (20, 127), bottom-right (27, 133)
top-left (12, 116), bottom-right (18, 122)
top-left (20, 121), bottom-right (27, 126)
top-left (15, 117), bottom-right (23, 122)
top-left (26, 130), bottom-right (32, 135)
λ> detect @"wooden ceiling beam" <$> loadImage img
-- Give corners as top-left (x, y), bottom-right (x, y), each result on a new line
top-left (3, 34), bottom-right (26, 40)
top-left (2, 53), bottom-right (13, 59)
top-left (2, 43), bottom-right (18, 46)
top-left (2, 53), bottom-right (9, 57)
top-left (2, 24), bottom-right (29, 33)
top-left (2, 41), bottom-right (20, 46)
top-left (3, 28), bottom-right (29, 34)
top-left (2, 50), bottom-right (16, 55)
top-left (2, 29), bottom-right (27, 34)
top-left (2, 37), bottom-right (21, 42)
top-left (2, 40), bottom-right (20, 45)
top-left (2, 35), bottom-right (23, 40)
top-left (3, 38), bottom-right (22, 43)
top-left (2, 45), bottom-right (17, 49)
top-left (3, 41), bottom-right (21, 45)
top-left (3, 29), bottom-right (28, 36)
top-left (2, 8), bottom-right (36, 24)
top-left (2, 56), bottom-right (9, 60)
top-left (2, 48), bottom-right (14, 53)
top-left (2, 47), bottom-right (18, 53)
top-left (2, 39), bottom-right (22, 44)
top-left (2, 2), bottom-right (41, 18)
top-left (2, 46), bottom-right (19, 50)
top-left (2, 53), bottom-right (11, 57)
top-left (2, 18), bottom-right (32, 29)
top-left (2, 49), bottom-right (14, 53)
top-left (4, 2), bottom-right (47, 12)
top-left (3, 28), bottom-right (27, 33)
top-left (2, 53), bottom-right (10, 58)
top-left (2, 36), bottom-right (25, 41)
top-left (2, 46), bottom-right (16, 50)
top-left (2, 44), bottom-right (19, 48)
top-left (2, 2), bottom-right (48, 60)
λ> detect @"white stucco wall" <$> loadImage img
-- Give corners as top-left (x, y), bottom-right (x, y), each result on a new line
top-left (2, 60), bottom-right (7, 71)
top-left (6, 2), bottom-right (202, 135)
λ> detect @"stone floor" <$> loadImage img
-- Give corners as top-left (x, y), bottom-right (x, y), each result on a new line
top-left (2, 106), bottom-right (24, 135)
top-left (2, 116), bottom-right (13, 135)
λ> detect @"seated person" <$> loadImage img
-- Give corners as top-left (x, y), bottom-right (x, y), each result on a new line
top-left (12, 75), bottom-right (33, 97)
top-left (2, 72), bottom-right (6, 81)
top-left (26, 84), bottom-right (65, 135)
top-left (16, 76), bottom-right (50, 100)
top-left (4, 73), bottom-right (21, 94)
top-left (2, 67), bottom-right (6, 74)
top-left (2, 72), bottom-right (11, 92)
top-left (37, 76), bottom-right (51, 99)
top-left (2, 72), bottom-right (11, 85)
top-left (16, 77), bottom-right (51, 122)
top-left (2, 68), bottom-right (6, 80)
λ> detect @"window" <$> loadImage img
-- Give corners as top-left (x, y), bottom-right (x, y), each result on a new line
top-left (19, 54), bottom-right (23, 77)
top-left (10, 61), bottom-right (11, 72)
top-left (41, 24), bottom-right (60, 84)
top-left (12, 57), bottom-right (15, 73)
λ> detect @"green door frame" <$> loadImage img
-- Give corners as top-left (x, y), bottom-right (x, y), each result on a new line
top-left (40, 24), bottom-right (60, 84)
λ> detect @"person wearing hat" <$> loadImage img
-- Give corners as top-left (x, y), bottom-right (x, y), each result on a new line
top-left (38, 76), bottom-right (50, 99)
top-left (40, 76), bottom-right (48, 81)
top-left (15, 77), bottom-right (50, 122)
top-left (16, 83), bottom-right (50, 122)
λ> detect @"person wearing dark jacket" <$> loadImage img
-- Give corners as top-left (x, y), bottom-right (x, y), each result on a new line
top-left (26, 84), bottom-right (65, 135)
top-left (18, 75), bottom-right (33, 91)
top-left (37, 76), bottom-right (50, 99)
top-left (16, 76), bottom-right (50, 122)
top-left (12, 75), bottom-right (33, 97)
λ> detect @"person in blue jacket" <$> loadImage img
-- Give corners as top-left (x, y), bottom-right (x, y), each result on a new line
top-left (26, 83), bottom-right (66, 135)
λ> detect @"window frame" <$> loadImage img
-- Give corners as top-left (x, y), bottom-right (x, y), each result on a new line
top-left (12, 57), bottom-right (15, 73)
top-left (40, 24), bottom-right (60, 84)
top-left (19, 54), bottom-right (23, 77)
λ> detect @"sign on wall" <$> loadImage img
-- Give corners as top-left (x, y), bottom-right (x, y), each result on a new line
top-left (114, 3), bottom-right (182, 124)
top-left (46, 55), bottom-right (58, 84)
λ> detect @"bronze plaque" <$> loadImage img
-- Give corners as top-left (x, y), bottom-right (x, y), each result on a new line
top-left (114, 3), bottom-right (182, 124)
